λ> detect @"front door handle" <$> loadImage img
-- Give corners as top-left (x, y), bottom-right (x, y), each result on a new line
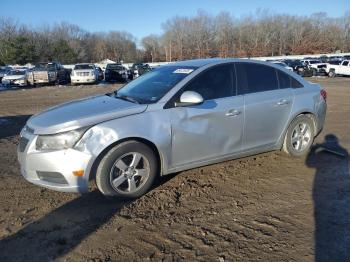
top-left (276, 99), bottom-right (290, 106)
top-left (226, 109), bottom-right (241, 117)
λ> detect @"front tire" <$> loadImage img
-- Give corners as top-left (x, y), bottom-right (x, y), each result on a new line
top-left (96, 141), bottom-right (158, 199)
top-left (283, 115), bottom-right (314, 157)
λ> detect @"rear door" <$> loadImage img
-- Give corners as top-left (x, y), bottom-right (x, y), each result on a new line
top-left (168, 64), bottom-right (244, 167)
top-left (339, 61), bottom-right (349, 75)
top-left (235, 62), bottom-right (294, 151)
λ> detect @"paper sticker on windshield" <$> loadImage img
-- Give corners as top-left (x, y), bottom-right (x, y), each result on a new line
top-left (173, 69), bottom-right (194, 74)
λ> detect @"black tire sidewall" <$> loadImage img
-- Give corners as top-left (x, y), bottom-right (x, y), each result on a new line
top-left (96, 141), bottom-right (158, 198)
top-left (284, 116), bottom-right (314, 157)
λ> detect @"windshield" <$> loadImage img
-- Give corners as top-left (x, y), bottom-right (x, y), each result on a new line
top-left (74, 64), bottom-right (94, 70)
top-left (115, 65), bottom-right (198, 104)
top-left (309, 60), bottom-right (322, 64)
top-left (34, 63), bottom-right (56, 71)
top-left (8, 70), bottom-right (26, 75)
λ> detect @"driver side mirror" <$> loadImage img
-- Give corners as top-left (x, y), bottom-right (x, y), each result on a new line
top-left (175, 91), bottom-right (204, 107)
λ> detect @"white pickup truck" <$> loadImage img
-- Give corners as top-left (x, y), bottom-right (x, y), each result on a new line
top-left (326, 60), bottom-right (350, 77)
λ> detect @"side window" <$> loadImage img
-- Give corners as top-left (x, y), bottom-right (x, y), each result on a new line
top-left (183, 64), bottom-right (234, 100)
top-left (236, 62), bottom-right (278, 95)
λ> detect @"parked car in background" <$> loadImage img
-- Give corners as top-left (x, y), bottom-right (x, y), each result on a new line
top-left (130, 63), bottom-right (152, 79)
top-left (326, 60), bottom-right (350, 77)
top-left (18, 58), bottom-right (327, 199)
top-left (104, 63), bottom-right (128, 82)
top-left (283, 60), bottom-right (313, 77)
top-left (327, 59), bottom-right (343, 65)
top-left (1, 69), bottom-right (28, 87)
top-left (300, 59), bottom-right (327, 76)
top-left (270, 61), bottom-right (293, 71)
top-left (0, 66), bottom-right (11, 81)
top-left (96, 66), bottom-right (104, 81)
top-left (70, 63), bottom-right (99, 85)
top-left (27, 62), bottom-right (70, 86)
top-left (137, 64), bottom-right (152, 76)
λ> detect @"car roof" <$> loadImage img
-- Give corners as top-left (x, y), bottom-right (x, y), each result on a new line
top-left (75, 63), bottom-right (94, 65)
top-left (165, 58), bottom-right (273, 68)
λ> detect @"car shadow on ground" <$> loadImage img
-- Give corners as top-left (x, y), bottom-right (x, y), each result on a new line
top-left (306, 134), bottom-right (350, 261)
top-left (0, 191), bottom-right (126, 261)
top-left (0, 174), bottom-right (177, 261)
top-left (0, 115), bottom-right (31, 139)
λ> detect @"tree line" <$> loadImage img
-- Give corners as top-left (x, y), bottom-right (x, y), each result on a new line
top-left (1, 10), bottom-right (350, 65)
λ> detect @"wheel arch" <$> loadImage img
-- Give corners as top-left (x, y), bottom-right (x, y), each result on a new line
top-left (88, 137), bottom-right (163, 182)
top-left (279, 111), bottom-right (317, 149)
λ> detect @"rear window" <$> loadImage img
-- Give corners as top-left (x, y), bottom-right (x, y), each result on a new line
top-left (34, 63), bottom-right (56, 71)
top-left (106, 64), bottom-right (124, 70)
top-left (236, 62), bottom-right (278, 95)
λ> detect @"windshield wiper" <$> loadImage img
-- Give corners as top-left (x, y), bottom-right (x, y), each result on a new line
top-left (115, 93), bottom-right (140, 104)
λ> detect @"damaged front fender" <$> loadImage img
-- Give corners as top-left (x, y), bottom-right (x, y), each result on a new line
top-left (74, 108), bottom-right (172, 179)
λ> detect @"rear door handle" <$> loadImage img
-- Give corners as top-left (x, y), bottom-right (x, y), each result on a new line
top-left (226, 109), bottom-right (241, 117)
top-left (276, 99), bottom-right (290, 106)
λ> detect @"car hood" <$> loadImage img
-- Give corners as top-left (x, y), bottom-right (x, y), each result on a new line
top-left (3, 75), bottom-right (25, 80)
top-left (27, 94), bottom-right (147, 134)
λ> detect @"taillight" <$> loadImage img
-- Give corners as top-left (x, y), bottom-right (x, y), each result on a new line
top-left (320, 89), bottom-right (327, 102)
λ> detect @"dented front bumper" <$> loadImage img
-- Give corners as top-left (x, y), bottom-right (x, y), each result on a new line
top-left (17, 130), bottom-right (93, 193)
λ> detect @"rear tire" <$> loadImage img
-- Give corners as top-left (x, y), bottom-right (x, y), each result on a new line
top-left (96, 141), bottom-right (158, 199)
top-left (283, 115), bottom-right (315, 157)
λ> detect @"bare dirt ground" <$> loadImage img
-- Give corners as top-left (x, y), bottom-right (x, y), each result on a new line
top-left (0, 78), bottom-right (349, 261)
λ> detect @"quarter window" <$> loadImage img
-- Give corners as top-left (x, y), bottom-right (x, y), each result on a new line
top-left (277, 69), bottom-right (303, 89)
top-left (277, 70), bottom-right (291, 89)
top-left (183, 64), bottom-right (234, 100)
top-left (236, 63), bottom-right (278, 95)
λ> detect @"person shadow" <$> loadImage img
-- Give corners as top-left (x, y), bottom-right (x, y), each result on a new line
top-left (306, 134), bottom-right (350, 261)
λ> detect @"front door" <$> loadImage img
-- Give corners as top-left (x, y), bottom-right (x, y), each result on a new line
top-left (168, 63), bottom-right (244, 167)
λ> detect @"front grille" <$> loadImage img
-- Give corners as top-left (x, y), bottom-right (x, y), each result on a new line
top-left (318, 65), bottom-right (326, 68)
top-left (77, 72), bottom-right (90, 76)
top-left (37, 171), bottom-right (68, 184)
top-left (19, 137), bottom-right (29, 152)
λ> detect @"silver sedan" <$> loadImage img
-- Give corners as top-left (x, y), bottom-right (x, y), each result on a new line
top-left (18, 58), bottom-right (327, 198)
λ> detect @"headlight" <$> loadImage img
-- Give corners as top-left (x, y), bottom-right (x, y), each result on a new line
top-left (36, 127), bottom-right (88, 151)
top-left (90, 71), bottom-right (95, 76)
